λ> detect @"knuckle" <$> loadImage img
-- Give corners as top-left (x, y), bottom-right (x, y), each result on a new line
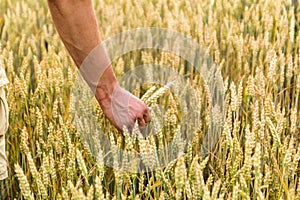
top-left (136, 113), bottom-right (143, 119)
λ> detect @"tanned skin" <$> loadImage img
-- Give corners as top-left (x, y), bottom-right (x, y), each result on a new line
top-left (47, 0), bottom-right (151, 130)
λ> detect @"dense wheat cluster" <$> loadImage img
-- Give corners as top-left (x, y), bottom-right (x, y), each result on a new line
top-left (0, 0), bottom-right (299, 199)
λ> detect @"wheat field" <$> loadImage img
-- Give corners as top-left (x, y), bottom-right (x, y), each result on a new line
top-left (0, 0), bottom-right (300, 199)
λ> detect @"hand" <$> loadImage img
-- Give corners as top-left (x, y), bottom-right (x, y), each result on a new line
top-left (95, 66), bottom-right (151, 132)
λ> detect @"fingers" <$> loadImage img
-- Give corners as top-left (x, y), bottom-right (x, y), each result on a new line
top-left (136, 106), bottom-right (151, 129)
top-left (137, 118), bottom-right (146, 128)
top-left (143, 107), bottom-right (151, 123)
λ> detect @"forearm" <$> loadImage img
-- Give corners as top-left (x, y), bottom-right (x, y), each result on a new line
top-left (47, 0), bottom-right (151, 130)
top-left (48, 0), bottom-right (117, 100)
top-left (47, 0), bottom-right (101, 67)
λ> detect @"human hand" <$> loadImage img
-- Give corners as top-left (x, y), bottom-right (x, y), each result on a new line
top-left (95, 67), bottom-right (151, 132)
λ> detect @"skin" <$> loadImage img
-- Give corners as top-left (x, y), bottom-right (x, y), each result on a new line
top-left (47, 0), bottom-right (151, 131)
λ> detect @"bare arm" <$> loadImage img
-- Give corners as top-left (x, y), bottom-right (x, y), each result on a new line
top-left (48, 0), bottom-right (151, 131)
top-left (48, 0), bottom-right (100, 66)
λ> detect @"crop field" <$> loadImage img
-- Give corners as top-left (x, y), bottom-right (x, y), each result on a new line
top-left (0, 0), bottom-right (300, 199)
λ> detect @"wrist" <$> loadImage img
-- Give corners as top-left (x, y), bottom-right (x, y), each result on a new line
top-left (95, 66), bottom-right (118, 103)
